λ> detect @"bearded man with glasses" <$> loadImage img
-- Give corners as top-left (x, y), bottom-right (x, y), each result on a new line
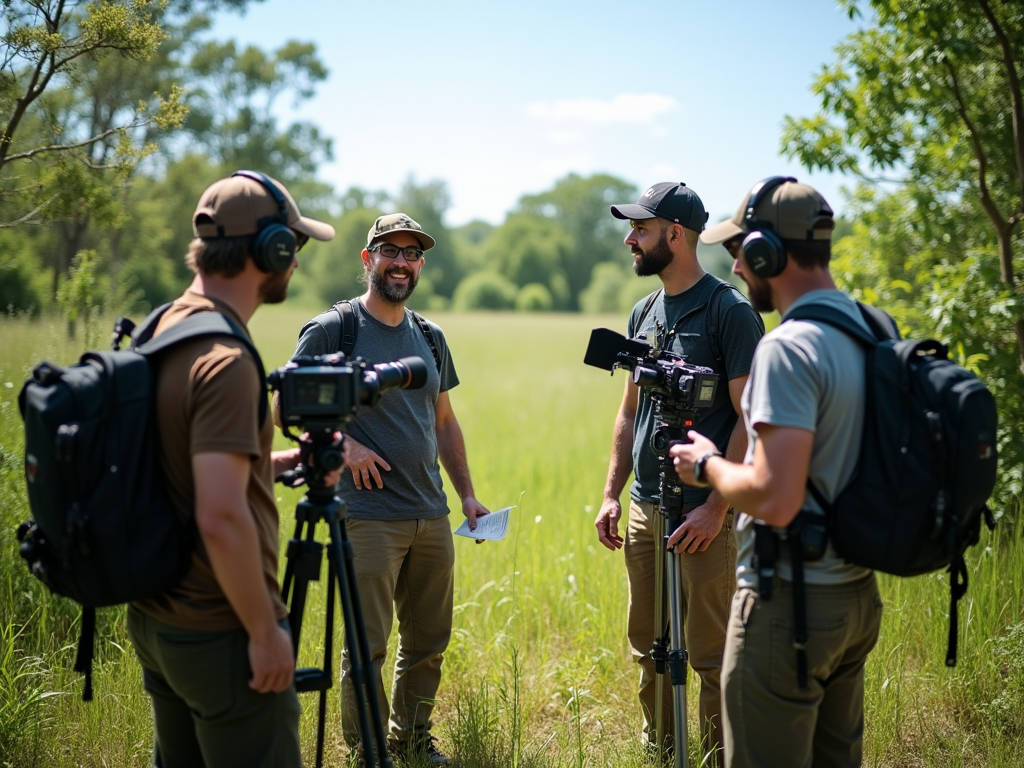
top-left (288, 213), bottom-right (489, 765)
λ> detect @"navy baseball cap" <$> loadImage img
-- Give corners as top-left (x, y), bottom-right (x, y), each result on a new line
top-left (610, 182), bottom-right (709, 232)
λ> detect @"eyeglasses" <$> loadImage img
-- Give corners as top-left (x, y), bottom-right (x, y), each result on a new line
top-left (368, 243), bottom-right (424, 262)
top-left (294, 231), bottom-right (309, 252)
top-left (723, 237), bottom-right (744, 258)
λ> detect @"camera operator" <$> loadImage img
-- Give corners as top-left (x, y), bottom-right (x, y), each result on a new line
top-left (671, 178), bottom-right (885, 768)
top-left (288, 213), bottom-right (488, 765)
top-left (597, 183), bottom-right (764, 761)
top-left (127, 172), bottom-right (335, 768)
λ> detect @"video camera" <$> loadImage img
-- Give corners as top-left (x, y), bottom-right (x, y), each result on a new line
top-left (268, 353), bottom-right (427, 487)
top-left (583, 327), bottom-right (720, 411)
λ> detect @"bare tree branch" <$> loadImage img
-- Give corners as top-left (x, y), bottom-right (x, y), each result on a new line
top-left (2, 123), bottom-right (140, 163)
top-left (0, 195), bottom-right (57, 228)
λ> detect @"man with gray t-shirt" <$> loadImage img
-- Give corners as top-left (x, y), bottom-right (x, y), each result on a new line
top-left (672, 178), bottom-right (885, 768)
top-left (290, 213), bottom-right (488, 766)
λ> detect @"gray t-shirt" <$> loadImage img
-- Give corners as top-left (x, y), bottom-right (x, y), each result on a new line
top-left (735, 289), bottom-right (873, 587)
top-left (292, 298), bottom-right (458, 521)
top-left (628, 273), bottom-right (765, 506)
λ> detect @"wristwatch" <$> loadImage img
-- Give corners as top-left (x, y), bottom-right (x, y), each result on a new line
top-left (693, 450), bottom-right (723, 485)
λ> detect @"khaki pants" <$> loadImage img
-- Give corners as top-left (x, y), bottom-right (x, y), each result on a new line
top-left (625, 499), bottom-right (737, 762)
top-left (340, 516), bottom-right (455, 746)
top-left (722, 575), bottom-right (883, 768)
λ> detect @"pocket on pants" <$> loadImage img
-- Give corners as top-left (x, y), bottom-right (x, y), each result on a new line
top-left (156, 631), bottom-right (237, 719)
top-left (768, 615), bottom-right (847, 697)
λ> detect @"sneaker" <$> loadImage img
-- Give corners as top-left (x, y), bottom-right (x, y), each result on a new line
top-left (387, 734), bottom-right (450, 766)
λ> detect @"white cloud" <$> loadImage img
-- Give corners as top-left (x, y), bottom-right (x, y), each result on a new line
top-left (547, 129), bottom-right (583, 145)
top-left (526, 93), bottom-right (679, 125)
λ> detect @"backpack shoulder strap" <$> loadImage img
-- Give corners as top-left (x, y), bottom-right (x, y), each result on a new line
top-left (130, 302), bottom-right (174, 346)
top-left (636, 289), bottom-right (663, 332)
top-left (703, 281), bottom-right (734, 368)
top-left (331, 299), bottom-right (358, 356)
top-left (136, 312), bottom-right (268, 427)
top-left (408, 309), bottom-right (442, 372)
top-left (857, 302), bottom-right (900, 341)
top-left (784, 302), bottom-right (880, 346)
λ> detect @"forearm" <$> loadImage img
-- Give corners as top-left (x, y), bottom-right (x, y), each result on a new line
top-left (703, 455), bottom-right (796, 527)
top-left (199, 505), bottom-right (280, 640)
top-left (604, 410), bottom-right (634, 501)
top-left (704, 417), bottom-right (747, 515)
top-left (437, 420), bottom-right (475, 500)
top-left (271, 447), bottom-right (301, 477)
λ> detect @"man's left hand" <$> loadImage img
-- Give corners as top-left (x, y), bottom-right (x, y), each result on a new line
top-left (666, 500), bottom-right (727, 554)
top-left (669, 430), bottom-right (718, 486)
top-left (462, 497), bottom-right (490, 544)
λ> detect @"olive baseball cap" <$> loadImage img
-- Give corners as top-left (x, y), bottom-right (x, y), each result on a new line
top-left (366, 213), bottom-right (436, 250)
top-left (701, 178), bottom-right (834, 245)
top-left (609, 182), bottom-right (709, 232)
top-left (193, 172), bottom-right (335, 241)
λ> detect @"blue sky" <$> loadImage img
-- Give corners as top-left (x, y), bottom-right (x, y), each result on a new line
top-left (211, 0), bottom-right (864, 226)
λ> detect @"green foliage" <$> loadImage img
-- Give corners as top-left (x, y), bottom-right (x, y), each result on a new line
top-left (785, 0), bottom-right (1024, 506)
top-left (300, 206), bottom-right (379, 308)
top-left (517, 173), bottom-right (638, 309)
top-left (452, 271), bottom-right (517, 311)
top-left (578, 261), bottom-right (660, 315)
top-left (56, 250), bottom-right (102, 344)
top-left (514, 283), bottom-right (553, 312)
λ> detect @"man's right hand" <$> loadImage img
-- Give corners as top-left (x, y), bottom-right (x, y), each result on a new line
top-left (248, 623), bottom-right (295, 694)
top-left (595, 498), bottom-right (624, 551)
top-left (344, 436), bottom-right (392, 489)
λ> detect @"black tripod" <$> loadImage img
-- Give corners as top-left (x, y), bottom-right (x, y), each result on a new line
top-left (649, 396), bottom-right (694, 768)
top-left (278, 435), bottom-right (393, 768)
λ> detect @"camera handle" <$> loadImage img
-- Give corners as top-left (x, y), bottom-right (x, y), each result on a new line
top-left (280, 482), bottom-right (393, 768)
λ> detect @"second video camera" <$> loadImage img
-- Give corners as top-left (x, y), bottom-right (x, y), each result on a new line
top-left (583, 327), bottom-right (719, 409)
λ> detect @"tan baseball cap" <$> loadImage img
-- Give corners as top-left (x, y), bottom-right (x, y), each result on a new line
top-left (366, 212), bottom-right (436, 250)
top-left (701, 178), bottom-right (834, 245)
top-left (193, 171), bottom-right (335, 242)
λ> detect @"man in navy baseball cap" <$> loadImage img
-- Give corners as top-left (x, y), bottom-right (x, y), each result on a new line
top-left (596, 181), bottom-right (764, 763)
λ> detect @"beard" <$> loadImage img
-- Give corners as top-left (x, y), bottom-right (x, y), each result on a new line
top-left (258, 269), bottom-right (292, 305)
top-left (744, 273), bottom-right (774, 313)
top-left (369, 263), bottom-right (419, 305)
top-left (632, 230), bottom-right (675, 277)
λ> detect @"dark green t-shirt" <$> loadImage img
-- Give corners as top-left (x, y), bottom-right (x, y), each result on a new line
top-left (627, 273), bottom-right (765, 505)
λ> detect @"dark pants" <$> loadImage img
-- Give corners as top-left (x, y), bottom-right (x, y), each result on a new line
top-left (127, 607), bottom-right (303, 768)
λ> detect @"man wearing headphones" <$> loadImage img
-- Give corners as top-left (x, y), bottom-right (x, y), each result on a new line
top-left (671, 178), bottom-right (885, 768)
top-left (290, 213), bottom-right (488, 765)
top-left (595, 183), bottom-right (764, 762)
top-left (128, 172), bottom-right (335, 767)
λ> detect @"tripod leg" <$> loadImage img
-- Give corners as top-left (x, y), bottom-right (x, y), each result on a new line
top-left (666, 542), bottom-right (689, 768)
top-left (329, 516), bottom-right (393, 768)
top-left (651, 512), bottom-right (670, 761)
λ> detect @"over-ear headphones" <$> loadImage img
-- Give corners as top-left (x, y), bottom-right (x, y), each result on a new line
top-left (232, 170), bottom-right (297, 274)
top-left (742, 176), bottom-right (797, 278)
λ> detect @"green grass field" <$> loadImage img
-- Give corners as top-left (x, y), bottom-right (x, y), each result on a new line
top-left (1, 306), bottom-right (1023, 768)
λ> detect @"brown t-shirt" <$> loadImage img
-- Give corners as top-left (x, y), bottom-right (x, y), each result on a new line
top-left (132, 290), bottom-right (288, 631)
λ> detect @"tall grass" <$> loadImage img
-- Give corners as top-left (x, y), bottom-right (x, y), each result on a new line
top-left (1, 306), bottom-right (1022, 767)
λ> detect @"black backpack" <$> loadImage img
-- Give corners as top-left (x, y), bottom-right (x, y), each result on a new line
top-left (766, 301), bottom-right (998, 685)
top-left (17, 305), bottom-right (267, 701)
top-left (328, 299), bottom-right (442, 372)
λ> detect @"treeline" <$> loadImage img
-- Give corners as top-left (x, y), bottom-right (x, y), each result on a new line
top-left (0, 1), bottom-right (734, 322)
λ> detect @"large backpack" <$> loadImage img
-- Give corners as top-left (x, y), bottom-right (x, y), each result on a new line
top-left (17, 305), bottom-right (267, 701)
top-left (780, 301), bottom-right (998, 676)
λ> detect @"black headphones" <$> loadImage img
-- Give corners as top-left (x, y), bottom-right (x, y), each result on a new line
top-left (741, 176), bottom-right (797, 278)
top-left (232, 170), bottom-right (297, 274)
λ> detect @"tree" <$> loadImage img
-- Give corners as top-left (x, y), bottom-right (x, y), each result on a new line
top-left (482, 212), bottom-right (571, 308)
top-left (516, 173), bottom-right (637, 308)
top-left (0, 0), bottom-right (185, 232)
top-left (782, 0), bottom-right (1024, 501)
top-left (782, 0), bottom-right (1024, 370)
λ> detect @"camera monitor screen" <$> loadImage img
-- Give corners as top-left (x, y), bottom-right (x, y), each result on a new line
top-left (293, 380), bottom-right (339, 408)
